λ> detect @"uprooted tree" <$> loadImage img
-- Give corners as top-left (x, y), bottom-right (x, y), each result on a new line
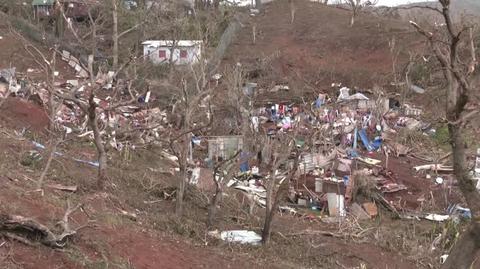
top-left (410, 1), bottom-right (480, 268)
top-left (0, 200), bottom-right (93, 248)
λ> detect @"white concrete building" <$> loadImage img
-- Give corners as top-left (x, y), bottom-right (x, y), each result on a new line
top-left (142, 40), bottom-right (203, 65)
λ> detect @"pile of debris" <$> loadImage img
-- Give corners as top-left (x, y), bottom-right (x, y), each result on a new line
top-left (1, 60), bottom-right (169, 152)
top-left (61, 50), bottom-right (89, 78)
top-left (187, 83), bottom-right (475, 225)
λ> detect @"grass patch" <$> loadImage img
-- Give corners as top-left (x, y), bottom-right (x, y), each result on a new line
top-left (432, 124), bottom-right (450, 146)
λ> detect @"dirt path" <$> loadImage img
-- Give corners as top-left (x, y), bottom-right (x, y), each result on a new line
top-left (94, 227), bottom-right (260, 269)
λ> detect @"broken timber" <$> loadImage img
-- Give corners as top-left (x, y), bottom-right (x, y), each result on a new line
top-left (0, 201), bottom-right (93, 248)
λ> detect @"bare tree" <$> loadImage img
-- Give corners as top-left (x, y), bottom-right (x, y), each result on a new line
top-left (343, 0), bottom-right (377, 26)
top-left (410, 1), bottom-right (480, 268)
top-left (289, 0), bottom-right (296, 24)
top-left (255, 0), bottom-right (262, 9)
top-left (166, 61), bottom-right (216, 217)
top-left (260, 133), bottom-right (301, 244)
top-left (13, 12), bottom-right (151, 190)
top-left (10, 28), bottom-right (68, 191)
top-left (112, 0), bottom-right (119, 70)
top-left (207, 151), bottom-right (240, 227)
top-left (109, 0), bottom-right (145, 71)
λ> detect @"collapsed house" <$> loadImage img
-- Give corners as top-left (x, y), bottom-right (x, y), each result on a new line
top-left (184, 82), bottom-right (474, 223)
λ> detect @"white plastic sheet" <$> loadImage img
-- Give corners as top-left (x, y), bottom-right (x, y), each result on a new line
top-left (425, 214), bottom-right (450, 222)
top-left (220, 230), bottom-right (262, 245)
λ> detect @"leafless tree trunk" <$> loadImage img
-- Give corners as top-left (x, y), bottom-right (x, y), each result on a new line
top-left (37, 47), bottom-right (61, 190)
top-left (403, 53), bottom-right (415, 105)
top-left (207, 151), bottom-right (240, 228)
top-left (112, 0), bottom-right (119, 70)
top-left (88, 10), bottom-right (97, 84)
top-left (444, 126), bottom-right (480, 269)
top-left (175, 131), bottom-right (190, 217)
top-left (54, 1), bottom-right (64, 38)
top-left (349, 11), bottom-right (355, 27)
top-left (289, 0), bottom-right (296, 24)
top-left (207, 178), bottom-right (221, 227)
top-left (262, 158), bottom-right (300, 244)
top-left (344, 0), bottom-right (377, 27)
top-left (170, 67), bottom-right (214, 217)
top-left (87, 93), bottom-right (108, 189)
top-left (410, 1), bottom-right (480, 268)
top-left (255, 0), bottom-right (262, 9)
top-left (14, 36), bottom-right (64, 190)
top-left (261, 135), bottom-right (301, 244)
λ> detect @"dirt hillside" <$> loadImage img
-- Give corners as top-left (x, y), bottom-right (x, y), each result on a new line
top-left (224, 0), bottom-right (420, 97)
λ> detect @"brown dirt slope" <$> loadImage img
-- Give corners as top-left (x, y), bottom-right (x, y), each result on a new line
top-left (0, 132), bottom-right (262, 269)
top-left (0, 19), bottom-right (76, 81)
top-left (224, 0), bottom-right (418, 97)
top-left (0, 117), bottom-right (423, 269)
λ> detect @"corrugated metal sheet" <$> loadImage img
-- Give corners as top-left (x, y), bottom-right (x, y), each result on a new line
top-left (207, 136), bottom-right (243, 160)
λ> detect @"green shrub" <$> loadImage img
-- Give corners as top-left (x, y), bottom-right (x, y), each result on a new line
top-left (433, 124), bottom-right (450, 146)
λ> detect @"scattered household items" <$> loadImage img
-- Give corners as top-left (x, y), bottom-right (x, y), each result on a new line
top-left (0, 68), bottom-right (20, 96)
top-left (270, 84), bottom-right (289, 93)
top-left (61, 50), bottom-right (88, 78)
top-left (447, 204), bottom-right (472, 219)
top-left (424, 204), bottom-right (471, 223)
top-left (410, 84), bottom-right (425, 94)
top-left (403, 104), bottom-right (423, 116)
top-left (440, 254), bottom-right (449, 264)
top-left (7, 65), bottom-right (465, 232)
top-left (229, 173), bottom-right (267, 207)
top-left (337, 87), bottom-right (350, 101)
top-left (424, 214), bottom-right (450, 222)
top-left (32, 141), bottom-right (99, 168)
top-left (194, 83), bottom-right (459, 222)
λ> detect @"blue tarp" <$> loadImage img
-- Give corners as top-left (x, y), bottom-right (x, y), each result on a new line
top-left (239, 151), bottom-right (250, 172)
top-left (32, 141), bottom-right (99, 168)
top-left (357, 129), bottom-right (382, 152)
top-left (358, 129), bottom-right (374, 152)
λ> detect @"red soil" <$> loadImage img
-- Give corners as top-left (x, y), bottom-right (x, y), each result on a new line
top-left (0, 97), bottom-right (49, 132)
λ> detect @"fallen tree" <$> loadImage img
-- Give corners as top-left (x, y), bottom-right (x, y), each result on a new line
top-left (0, 201), bottom-right (93, 248)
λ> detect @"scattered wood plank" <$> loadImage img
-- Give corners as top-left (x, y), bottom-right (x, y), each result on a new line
top-left (413, 164), bottom-right (453, 172)
top-left (47, 184), bottom-right (78, 192)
